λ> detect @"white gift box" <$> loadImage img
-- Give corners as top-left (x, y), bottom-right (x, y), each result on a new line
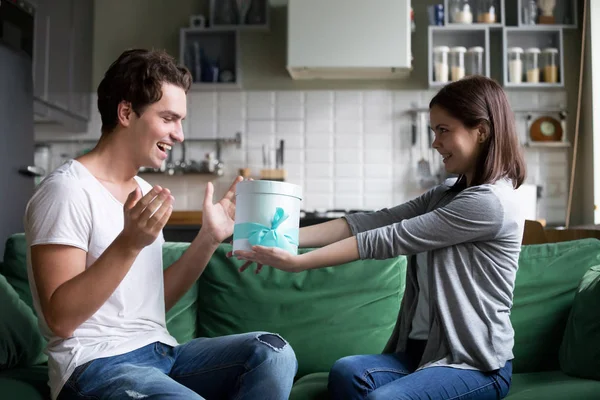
top-left (233, 180), bottom-right (303, 255)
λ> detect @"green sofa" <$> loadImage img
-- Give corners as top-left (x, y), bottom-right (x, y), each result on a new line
top-left (1, 233), bottom-right (600, 399)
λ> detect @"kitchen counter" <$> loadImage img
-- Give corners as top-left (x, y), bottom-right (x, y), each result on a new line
top-left (167, 211), bottom-right (203, 225)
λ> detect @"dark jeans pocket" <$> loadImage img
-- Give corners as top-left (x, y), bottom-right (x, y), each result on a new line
top-left (68, 360), bottom-right (94, 387)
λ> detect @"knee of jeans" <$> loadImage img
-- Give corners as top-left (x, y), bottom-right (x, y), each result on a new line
top-left (255, 333), bottom-right (297, 369)
top-left (329, 356), bottom-right (361, 386)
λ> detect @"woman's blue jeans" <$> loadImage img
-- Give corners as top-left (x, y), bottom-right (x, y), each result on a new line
top-left (328, 339), bottom-right (512, 400)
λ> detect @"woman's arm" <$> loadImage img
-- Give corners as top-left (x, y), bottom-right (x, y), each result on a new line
top-left (298, 219), bottom-right (352, 247)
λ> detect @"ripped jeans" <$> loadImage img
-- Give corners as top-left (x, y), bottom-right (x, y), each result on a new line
top-left (57, 332), bottom-right (297, 400)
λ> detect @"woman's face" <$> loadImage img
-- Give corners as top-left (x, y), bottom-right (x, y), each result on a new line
top-left (429, 105), bottom-right (484, 185)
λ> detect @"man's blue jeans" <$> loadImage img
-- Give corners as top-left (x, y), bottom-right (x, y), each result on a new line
top-left (328, 340), bottom-right (512, 400)
top-left (57, 332), bottom-right (297, 400)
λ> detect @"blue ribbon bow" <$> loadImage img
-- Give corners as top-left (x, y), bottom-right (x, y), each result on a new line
top-left (234, 207), bottom-right (299, 253)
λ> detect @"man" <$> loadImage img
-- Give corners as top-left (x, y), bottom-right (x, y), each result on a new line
top-left (25, 49), bottom-right (297, 400)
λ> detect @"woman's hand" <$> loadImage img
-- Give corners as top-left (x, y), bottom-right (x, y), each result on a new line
top-left (234, 246), bottom-right (305, 273)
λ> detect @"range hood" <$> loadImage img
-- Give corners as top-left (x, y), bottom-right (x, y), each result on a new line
top-left (286, 0), bottom-right (412, 80)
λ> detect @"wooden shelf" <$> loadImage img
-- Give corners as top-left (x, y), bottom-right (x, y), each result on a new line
top-left (524, 141), bottom-right (571, 148)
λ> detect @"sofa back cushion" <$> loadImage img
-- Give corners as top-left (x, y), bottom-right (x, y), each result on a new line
top-left (196, 244), bottom-right (406, 378)
top-left (163, 242), bottom-right (200, 344)
top-left (559, 265), bottom-right (600, 379)
top-left (0, 234), bottom-right (34, 310)
top-left (0, 272), bottom-right (47, 369)
top-left (511, 238), bottom-right (600, 373)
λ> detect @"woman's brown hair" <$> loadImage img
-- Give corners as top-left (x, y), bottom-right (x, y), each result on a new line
top-left (429, 75), bottom-right (526, 189)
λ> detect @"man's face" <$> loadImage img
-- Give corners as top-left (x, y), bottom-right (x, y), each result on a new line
top-left (130, 83), bottom-right (187, 169)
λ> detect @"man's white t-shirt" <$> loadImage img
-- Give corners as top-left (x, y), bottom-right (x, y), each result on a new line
top-left (24, 160), bottom-right (178, 400)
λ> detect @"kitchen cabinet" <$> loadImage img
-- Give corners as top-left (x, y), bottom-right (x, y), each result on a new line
top-left (286, 0), bottom-right (412, 80)
top-left (32, 0), bottom-right (94, 132)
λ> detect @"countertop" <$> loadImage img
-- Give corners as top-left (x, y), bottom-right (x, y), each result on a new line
top-left (167, 211), bottom-right (203, 226)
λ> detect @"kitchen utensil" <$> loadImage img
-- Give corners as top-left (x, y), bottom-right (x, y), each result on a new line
top-left (417, 114), bottom-right (432, 179)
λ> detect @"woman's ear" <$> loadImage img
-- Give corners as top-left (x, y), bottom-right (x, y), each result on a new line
top-left (477, 123), bottom-right (490, 143)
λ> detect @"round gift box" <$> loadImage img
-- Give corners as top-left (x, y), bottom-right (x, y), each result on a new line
top-left (233, 180), bottom-right (303, 255)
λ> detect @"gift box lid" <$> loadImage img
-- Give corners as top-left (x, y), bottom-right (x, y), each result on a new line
top-left (235, 180), bottom-right (303, 200)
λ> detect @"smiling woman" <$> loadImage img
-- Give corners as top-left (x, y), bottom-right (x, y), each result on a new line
top-left (234, 76), bottom-right (528, 400)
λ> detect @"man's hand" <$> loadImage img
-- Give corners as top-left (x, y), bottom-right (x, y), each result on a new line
top-left (120, 185), bottom-right (173, 251)
top-left (234, 246), bottom-right (305, 273)
top-left (200, 176), bottom-right (244, 245)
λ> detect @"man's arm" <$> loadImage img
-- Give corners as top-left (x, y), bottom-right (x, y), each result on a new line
top-left (163, 177), bottom-right (242, 311)
top-left (31, 186), bottom-right (172, 339)
top-left (163, 230), bottom-right (219, 312)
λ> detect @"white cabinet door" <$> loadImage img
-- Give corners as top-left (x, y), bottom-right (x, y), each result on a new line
top-left (287, 0), bottom-right (411, 68)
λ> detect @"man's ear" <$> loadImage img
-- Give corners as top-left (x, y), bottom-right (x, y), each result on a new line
top-left (117, 101), bottom-right (133, 128)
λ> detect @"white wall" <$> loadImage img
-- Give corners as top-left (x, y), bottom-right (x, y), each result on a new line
top-left (36, 88), bottom-right (570, 225)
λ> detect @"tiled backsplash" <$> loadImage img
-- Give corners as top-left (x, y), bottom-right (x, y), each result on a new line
top-left (35, 89), bottom-right (569, 225)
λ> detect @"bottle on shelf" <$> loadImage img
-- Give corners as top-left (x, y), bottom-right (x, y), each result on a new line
top-left (542, 47), bottom-right (559, 83)
top-left (433, 46), bottom-right (450, 83)
top-left (450, 46), bottom-right (467, 81)
top-left (450, 0), bottom-right (473, 24)
top-left (522, 0), bottom-right (538, 25)
top-left (507, 47), bottom-right (524, 84)
top-left (475, 0), bottom-right (496, 23)
top-left (466, 46), bottom-right (484, 76)
top-left (524, 47), bottom-right (541, 83)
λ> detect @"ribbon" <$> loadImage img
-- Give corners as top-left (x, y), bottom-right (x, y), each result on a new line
top-left (234, 207), bottom-right (298, 253)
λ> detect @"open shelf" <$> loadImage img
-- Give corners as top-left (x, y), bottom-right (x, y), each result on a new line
top-left (428, 26), bottom-right (490, 88)
top-left (502, 27), bottom-right (563, 88)
top-left (444, 0), bottom-right (505, 28)
top-left (517, 0), bottom-right (578, 29)
top-left (180, 28), bottom-right (241, 90)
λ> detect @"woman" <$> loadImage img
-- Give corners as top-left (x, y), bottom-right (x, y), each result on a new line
top-left (234, 75), bottom-right (526, 400)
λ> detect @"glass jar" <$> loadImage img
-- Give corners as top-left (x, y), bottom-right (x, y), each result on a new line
top-left (524, 47), bottom-right (540, 83)
top-left (507, 47), bottom-right (524, 83)
top-left (475, 0), bottom-right (496, 23)
top-left (450, 0), bottom-right (473, 24)
top-left (522, 0), bottom-right (537, 25)
top-left (466, 46), bottom-right (485, 76)
top-left (542, 47), bottom-right (559, 83)
top-left (450, 46), bottom-right (467, 81)
top-left (433, 46), bottom-right (450, 82)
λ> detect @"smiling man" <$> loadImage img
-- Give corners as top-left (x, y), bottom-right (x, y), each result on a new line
top-left (24, 49), bottom-right (297, 400)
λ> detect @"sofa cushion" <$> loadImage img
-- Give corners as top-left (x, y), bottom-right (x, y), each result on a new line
top-left (510, 238), bottom-right (600, 373)
top-left (506, 371), bottom-right (600, 399)
top-left (559, 265), bottom-right (600, 380)
top-left (196, 244), bottom-right (406, 379)
top-left (0, 234), bottom-right (34, 311)
top-left (289, 371), bottom-right (600, 400)
top-left (0, 365), bottom-right (50, 399)
top-left (0, 273), bottom-right (47, 369)
top-left (163, 242), bottom-right (199, 345)
top-left (0, 378), bottom-right (45, 400)
top-left (290, 372), bottom-right (329, 400)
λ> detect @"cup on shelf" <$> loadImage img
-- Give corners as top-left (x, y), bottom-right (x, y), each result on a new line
top-left (507, 47), bottom-right (524, 84)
